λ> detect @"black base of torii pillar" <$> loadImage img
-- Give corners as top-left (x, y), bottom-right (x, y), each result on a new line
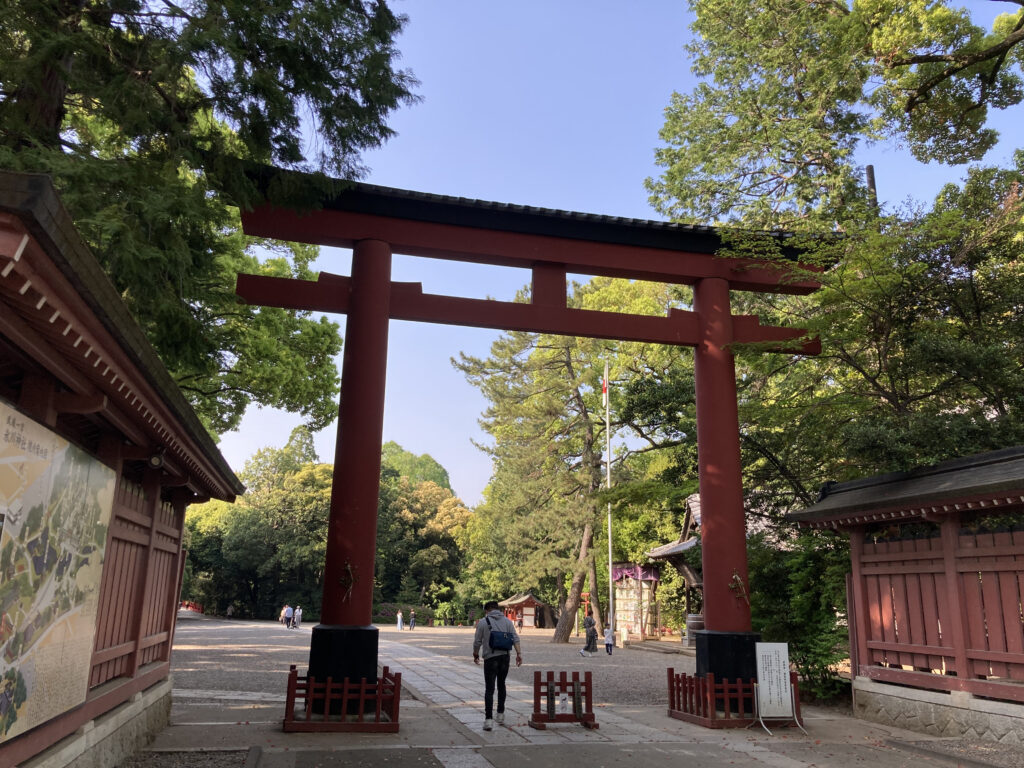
top-left (307, 239), bottom-right (391, 695)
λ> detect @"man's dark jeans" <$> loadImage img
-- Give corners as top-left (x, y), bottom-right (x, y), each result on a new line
top-left (483, 653), bottom-right (510, 718)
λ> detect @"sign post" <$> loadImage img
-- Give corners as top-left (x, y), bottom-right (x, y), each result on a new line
top-left (753, 642), bottom-right (807, 735)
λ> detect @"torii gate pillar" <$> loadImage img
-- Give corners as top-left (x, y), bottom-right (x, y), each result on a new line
top-left (235, 178), bottom-right (821, 706)
top-left (693, 277), bottom-right (758, 680)
top-left (308, 239), bottom-right (391, 687)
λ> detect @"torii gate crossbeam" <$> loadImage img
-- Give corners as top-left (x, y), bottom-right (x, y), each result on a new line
top-left (237, 178), bottom-right (820, 696)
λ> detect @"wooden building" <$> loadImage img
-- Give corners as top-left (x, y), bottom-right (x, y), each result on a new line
top-left (0, 173), bottom-right (243, 767)
top-left (646, 492), bottom-right (703, 617)
top-left (613, 564), bottom-right (660, 640)
top-left (789, 447), bottom-right (1024, 741)
top-left (498, 593), bottom-right (551, 628)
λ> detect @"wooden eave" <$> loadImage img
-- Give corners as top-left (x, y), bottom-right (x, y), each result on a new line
top-left (789, 447), bottom-right (1024, 530)
top-left (0, 172), bottom-right (242, 501)
top-left (499, 593), bottom-right (547, 608)
top-left (796, 490), bottom-right (1024, 530)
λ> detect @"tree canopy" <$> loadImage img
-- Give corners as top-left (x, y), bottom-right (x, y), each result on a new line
top-left (183, 434), bottom-right (468, 618)
top-left (646, 0), bottom-right (1024, 228)
top-left (0, 0), bottom-right (417, 432)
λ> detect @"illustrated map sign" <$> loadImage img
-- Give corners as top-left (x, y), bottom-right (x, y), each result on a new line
top-left (0, 402), bottom-right (115, 742)
top-left (755, 642), bottom-right (793, 719)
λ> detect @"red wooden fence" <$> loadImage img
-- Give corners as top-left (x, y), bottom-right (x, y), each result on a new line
top-left (850, 515), bottom-right (1024, 702)
top-left (667, 669), bottom-right (766, 728)
top-left (528, 670), bottom-right (599, 729)
top-left (283, 665), bottom-right (402, 732)
top-left (90, 475), bottom-right (185, 689)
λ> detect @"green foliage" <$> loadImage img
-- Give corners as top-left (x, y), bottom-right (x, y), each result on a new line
top-left (647, 0), bottom-right (1024, 228)
top-left (382, 441), bottom-right (452, 489)
top-left (0, 0), bottom-right (417, 432)
top-left (748, 531), bottom-right (850, 699)
top-left (185, 434), bottom-right (466, 617)
top-left (375, 468), bottom-right (470, 605)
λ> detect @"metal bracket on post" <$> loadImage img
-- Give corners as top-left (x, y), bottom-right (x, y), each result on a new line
top-left (749, 681), bottom-right (808, 736)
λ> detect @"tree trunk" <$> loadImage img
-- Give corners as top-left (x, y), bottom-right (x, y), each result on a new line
top-left (551, 521), bottom-right (594, 643)
top-left (5, 2), bottom-right (84, 151)
top-left (587, 556), bottom-right (603, 629)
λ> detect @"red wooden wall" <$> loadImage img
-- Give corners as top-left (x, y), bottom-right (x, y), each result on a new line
top-left (91, 471), bottom-right (186, 688)
top-left (849, 512), bottom-right (1024, 702)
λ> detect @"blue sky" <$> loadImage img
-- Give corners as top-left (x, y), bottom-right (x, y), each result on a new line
top-left (216, 1), bottom-right (1021, 505)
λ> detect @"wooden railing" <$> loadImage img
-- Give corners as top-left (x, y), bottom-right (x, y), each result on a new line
top-left (667, 669), bottom-right (762, 728)
top-left (528, 670), bottom-right (599, 729)
top-left (283, 665), bottom-right (402, 732)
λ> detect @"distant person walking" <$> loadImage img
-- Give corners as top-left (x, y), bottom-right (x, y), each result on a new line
top-left (473, 600), bottom-right (521, 731)
top-left (409, 610), bottom-right (416, 630)
top-left (603, 624), bottom-right (614, 655)
top-left (293, 606), bottom-right (302, 628)
top-left (284, 604), bottom-right (294, 629)
top-left (579, 609), bottom-right (598, 657)
top-left (396, 609), bottom-right (404, 631)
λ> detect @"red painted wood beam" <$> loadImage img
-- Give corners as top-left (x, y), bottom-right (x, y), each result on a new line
top-left (236, 272), bottom-right (819, 351)
top-left (321, 240), bottom-right (391, 625)
top-left (693, 277), bottom-right (751, 633)
top-left (240, 206), bottom-right (820, 295)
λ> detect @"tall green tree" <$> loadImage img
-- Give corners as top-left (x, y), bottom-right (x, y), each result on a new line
top-left (381, 441), bottom-right (452, 489)
top-left (640, 0), bottom-right (1024, 695)
top-left (646, 0), bottom-right (1024, 228)
top-left (375, 470), bottom-right (470, 605)
top-left (0, 0), bottom-right (417, 432)
top-left (185, 427), bottom-right (333, 616)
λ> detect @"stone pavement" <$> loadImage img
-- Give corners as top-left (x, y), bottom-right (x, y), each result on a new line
top-left (147, 612), bottom-right (1013, 768)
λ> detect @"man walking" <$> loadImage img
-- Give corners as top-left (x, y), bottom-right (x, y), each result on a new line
top-left (473, 600), bottom-right (521, 731)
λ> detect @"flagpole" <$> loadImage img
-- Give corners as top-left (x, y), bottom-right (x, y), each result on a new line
top-left (604, 360), bottom-right (614, 634)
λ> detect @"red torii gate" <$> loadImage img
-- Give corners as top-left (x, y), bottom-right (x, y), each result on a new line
top-left (236, 180), bottom-right (820, 689)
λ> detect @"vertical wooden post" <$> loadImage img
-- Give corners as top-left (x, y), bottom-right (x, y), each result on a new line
top-left (309, 239), bottom-right (391, 693)
top-left (849, 526), bottom-right (870, 677)
top-left (693, 277), bottom-right (750, 633)
top-left (940, 513), bottom-right (970, 687)
top-left (129, 466), bottom-right (162, 676)
top-left (321, 239), bottom-right (392, 625)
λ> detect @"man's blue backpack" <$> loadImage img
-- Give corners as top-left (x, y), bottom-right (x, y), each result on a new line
top-left (486, 617), bottom-right (516, 651)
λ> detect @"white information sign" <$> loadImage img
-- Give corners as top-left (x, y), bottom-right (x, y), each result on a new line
top-left (755, 642), bottom-right (793, 719)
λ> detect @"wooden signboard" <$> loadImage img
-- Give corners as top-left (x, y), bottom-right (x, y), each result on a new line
top-left (754, 642), bottom-right (793, 719)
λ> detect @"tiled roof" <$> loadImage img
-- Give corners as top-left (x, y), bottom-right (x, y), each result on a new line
top-left (787, 446), bottom-right (1024, 528)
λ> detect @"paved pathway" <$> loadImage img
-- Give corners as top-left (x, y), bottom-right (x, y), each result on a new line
top-left (145, 612), bottom-right (1008, 768)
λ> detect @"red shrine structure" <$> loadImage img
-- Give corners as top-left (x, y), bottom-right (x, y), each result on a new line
top-left (236, 177), bottom-right (820, 690)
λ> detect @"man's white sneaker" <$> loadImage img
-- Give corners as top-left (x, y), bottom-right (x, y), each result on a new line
top-left (495, 712), bottom-right (505, 724)
top-left (578, 649), bottom-right (585, 656)
top-left (483, 719), bottom-right (493, 731)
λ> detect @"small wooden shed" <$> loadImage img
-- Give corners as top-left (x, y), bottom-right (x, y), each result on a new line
top-left (789, 447), bottom-right (1024, 740)
top-left (499, 593), bottom-right (550, 628)
top-left (0, 173), bottom-right (243, 767)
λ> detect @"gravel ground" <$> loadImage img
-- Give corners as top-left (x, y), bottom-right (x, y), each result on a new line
top-left (119, 750), bottom-right (249, 768)
top-left (382, 624), bottom-right (693, 706)
top-left (894, 739), bottom-right (1024, 768)
top-left (116, 618), bottom-right (1019, 768)
top-left (116, 623), bottom-right (691, 768)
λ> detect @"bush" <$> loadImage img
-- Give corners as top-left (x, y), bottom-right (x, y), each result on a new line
top-left (748, 529), bottom-right (849, 700)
